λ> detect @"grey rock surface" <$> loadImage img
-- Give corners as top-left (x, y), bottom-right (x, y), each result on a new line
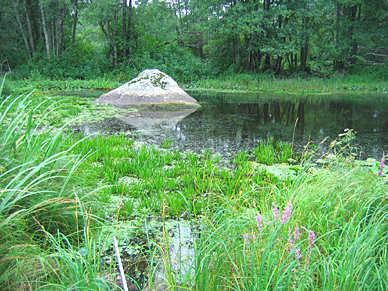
top-left (96, 69), bottom-right (199, 107)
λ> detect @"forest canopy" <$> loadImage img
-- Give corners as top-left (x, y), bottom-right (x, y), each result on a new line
top-left (1, 0), bottom-right (387, 81)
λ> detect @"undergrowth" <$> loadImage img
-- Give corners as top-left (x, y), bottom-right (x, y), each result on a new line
top-left (0, 78), bottom-right (386, 290)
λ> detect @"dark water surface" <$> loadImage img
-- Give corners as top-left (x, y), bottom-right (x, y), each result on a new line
top-left (78, 93), bottom-right (388, 159)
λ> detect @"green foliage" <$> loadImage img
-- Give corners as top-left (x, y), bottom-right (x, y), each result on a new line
top-left (0, 92), bottom-right (85, 288)
top-left (0, 80), bottom-right (386, 289)
top-left (192, 163), bottom-right (387, 290)
top-left (0, 82), bottom-right (123, 289)
top-left (254, 138), bottom-right (294, 165)
top-left (2, 0), bottom-right (387, 79)
top-left (11, 43), bottom-right (209, 84)
top-left (112, 44), bottom-right (211, 83)
top-left (188, 72), bottom-right (388, 95)
top-left (14, 41), bottom-right (110, 80)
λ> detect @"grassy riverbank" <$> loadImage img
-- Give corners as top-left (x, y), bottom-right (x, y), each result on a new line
top-left (0, 80), bottom-right (387, 289)
top-left (5, 71), bottom-right (388, 98)
top-left (186, 73), bottom-right (388, 96)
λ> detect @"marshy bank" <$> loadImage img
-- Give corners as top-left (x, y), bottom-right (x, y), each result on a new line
top-left (0, 81), bottom-right (387, 290)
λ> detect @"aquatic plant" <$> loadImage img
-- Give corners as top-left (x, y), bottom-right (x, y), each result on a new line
top-left (254, 138), bottom-right (294, 165)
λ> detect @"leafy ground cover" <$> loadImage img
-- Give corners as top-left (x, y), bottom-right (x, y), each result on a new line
top-left (0, 80), bottom-right (386, 290)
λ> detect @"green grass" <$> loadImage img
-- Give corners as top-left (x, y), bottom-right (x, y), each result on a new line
top-left (192, 164), bottom-right (387, 290)
top-left (7, 71), bottom-right (388, 99)
top-left (68, 134), bottom-right (287, 218)
top-left (186, 73), bottom-right (388, 96)
top-left (7, 78), bottom-right (120, 95)
top-left (0, 78), bottom-right (386, 289)
top-left (0, 92), bottom-right (100, 289)
top-left (253, 138), bottom-right (294, 165)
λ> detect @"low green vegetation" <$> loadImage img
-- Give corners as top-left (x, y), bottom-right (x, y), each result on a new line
top-left (6, 72), bottom-right (388, 105)
top-left (253, 138), bottom-right (294, 165)
top-left (187, 72), bottom-right (388, 96)
top-left (6, 78), bottom-right (121, 95)
top-left (0, 80), bottom-right (386, 290)
top-left (1, 0), bottom-right (387, 288)
top-left (195, 165), bottom-right (387, 290)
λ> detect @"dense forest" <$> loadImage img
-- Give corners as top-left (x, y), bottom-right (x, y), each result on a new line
top-left (1, 0), bottom-right (387, 81)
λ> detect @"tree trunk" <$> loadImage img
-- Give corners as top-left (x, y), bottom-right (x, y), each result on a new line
top-left (57, 2), bottom-right (65, 56)
top-left (300, 39), bottom-right (309, 70)
top-left (348, 5), bottom-right (359, 64)
top-left (264, 54), bottom-right (271, 71)
top-left (263, 0), bottom-right (271, 70)
top-left (24, 0), bottom-right (36, 55)
top-left (71, 0), bottom-right (78, 44)
top-left (113, 9), bottom-right (119, 64)
top-left (100, 21), bottom-right (114, 65)
top-left (300, 4), bottom-right (309, 71)
top-left (39, 0), bottom-right (51, 59)
top-left (122, 0), bottom-right (128, 57)
top-left (102, 19), bottom-right (118, 66)
top-left (334, 1), bottom-right (344, 71)
top-left (127, 0), bottom-right (133, 54)
top-left (51, 20), bottom-right (56, 57)
top-left (275, 56), bottom-right (283, 74)
top-left (12, 0), bottom-right (32, 58)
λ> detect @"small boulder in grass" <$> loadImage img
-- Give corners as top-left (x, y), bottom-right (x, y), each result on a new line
top-left (96, 69), bottom-right (200, 108)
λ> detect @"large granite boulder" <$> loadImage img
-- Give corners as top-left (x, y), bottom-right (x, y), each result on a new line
top-left (96, 69), bottom-right (199, 107)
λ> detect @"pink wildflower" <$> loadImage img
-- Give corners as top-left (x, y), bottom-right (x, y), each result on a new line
top-left (281, 202), bottom-right (292, 224)
top-left (289, 226), bottom-right (300, 253)
top-left (256, 212), bottom-right (263, 230)
top-left (294, 226), bottom-right (300, 241)
top-left (378, 157), bottom-right (385, 176)
top-left (295, 248), bottom-right (302, 260)
top-left (306, 230), bottom-right (316, 265)
top-left (308, 231), bottom-right (316, 247)
top-left (272, 203), bottom-right (279, 220)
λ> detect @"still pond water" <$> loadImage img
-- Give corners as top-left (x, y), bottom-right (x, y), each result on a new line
top-left (79, 92), bottom-right (388, 159)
